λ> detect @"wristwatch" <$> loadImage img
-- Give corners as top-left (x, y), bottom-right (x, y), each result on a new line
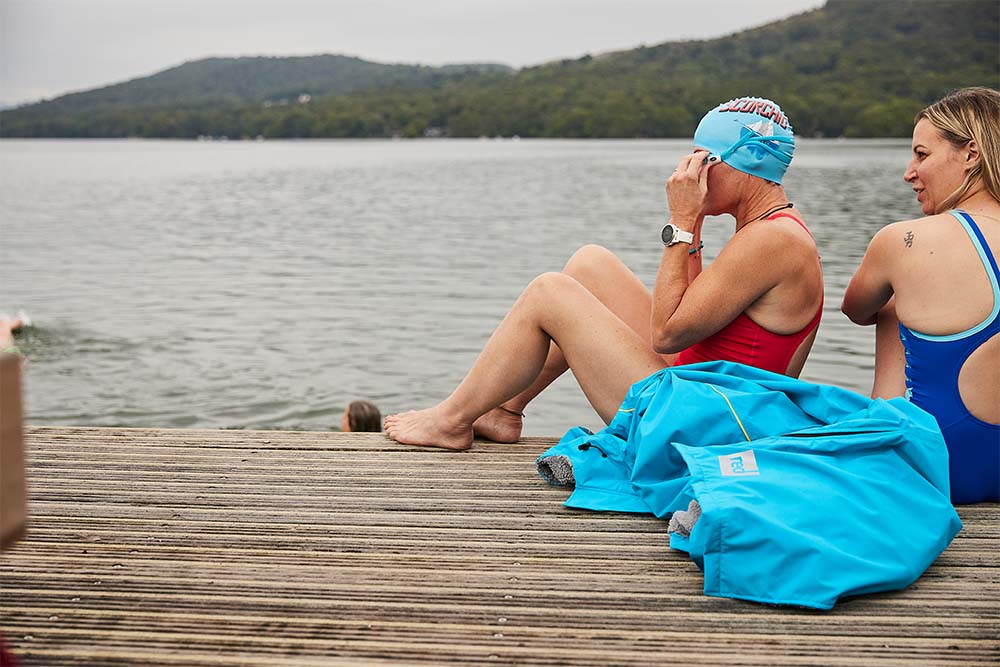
top-left (661, 223), bottom-right (695, 247)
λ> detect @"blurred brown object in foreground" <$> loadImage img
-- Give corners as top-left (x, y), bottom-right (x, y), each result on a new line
top-left (342, 400), bottom-right (382, 433)
top-left (0, 351), bottom-right (26, 549)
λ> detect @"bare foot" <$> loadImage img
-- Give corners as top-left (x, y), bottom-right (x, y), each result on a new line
top-left (0, 318), bottom-right (23, 348)
top-left (472, 406), bottom-right (523, 443)
top-left (384, 405), bottom-right (474, 451)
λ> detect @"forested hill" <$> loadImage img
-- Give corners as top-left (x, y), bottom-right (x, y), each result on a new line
top-left (4, 56), bottom-right (512, 113)
top-left (2, 0), bottom-right (997, 139)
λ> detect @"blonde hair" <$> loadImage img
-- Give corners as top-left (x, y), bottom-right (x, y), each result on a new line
top-left (915, 87), bottom-right (1000, 213)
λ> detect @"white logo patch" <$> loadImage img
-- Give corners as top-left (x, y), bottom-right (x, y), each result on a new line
top-left (746, 119), bottom-right (775, 137)
top-left (719, 449), bottom-right (760, 477)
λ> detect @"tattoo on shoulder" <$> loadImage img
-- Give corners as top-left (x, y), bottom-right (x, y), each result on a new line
top-left (904, 230), bottom-right (914, 248)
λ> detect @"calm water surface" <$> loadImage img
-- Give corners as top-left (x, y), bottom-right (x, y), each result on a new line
top-left (0, 139), bottom-right (921, 435)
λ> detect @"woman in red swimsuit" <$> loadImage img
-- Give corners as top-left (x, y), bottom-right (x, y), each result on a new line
top-left (386, 97), bottom-right (824, 450)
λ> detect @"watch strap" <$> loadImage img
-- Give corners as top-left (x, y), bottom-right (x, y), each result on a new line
top-left (661, 223), bottom-right (695, 246)
top-left (673, 228), bottom-right (695, 245)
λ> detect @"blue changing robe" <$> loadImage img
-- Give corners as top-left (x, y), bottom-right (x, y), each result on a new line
top-left (537, 361), bottom-right (962, 609)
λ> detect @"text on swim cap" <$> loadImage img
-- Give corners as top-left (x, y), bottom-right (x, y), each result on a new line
top-left (718, 98), bottom-right (789, 130)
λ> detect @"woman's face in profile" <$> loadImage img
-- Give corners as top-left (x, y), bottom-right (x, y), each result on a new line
top-left (904, 118), bottom-right (970, 215)
top-left (341, 407), bottom-right (351, 432)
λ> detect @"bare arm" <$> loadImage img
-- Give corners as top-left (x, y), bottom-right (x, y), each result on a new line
top-left (652, 225), bottom-right (789, 353)
top-left (687, 221), bottom-right (705, 284)
top-left (872, 298), bottom-right (908, 399)
top-left (842, 226), bottom-right (895, 325)
top-left (652, 238), bottom-right (699, 352)
top-left (650, 151), bottom-right (788, 354)
top-left (650, 151), bottom-right (707, 351)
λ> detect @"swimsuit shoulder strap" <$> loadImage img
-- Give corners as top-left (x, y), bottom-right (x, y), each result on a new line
top-left (952, 210), bottom-right (1000, 284)
top-left (952, 210), bottom-right (1000, 332)
top-left (766, 211), bottom-right (823, 327)
top-left (904, 210), bottom-right (1000, 340)
top-left (767, 212), bottom-right (813, 237)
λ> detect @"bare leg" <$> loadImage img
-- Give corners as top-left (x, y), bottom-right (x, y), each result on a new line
top-left (473, 245), bottom-right (665, 442)
top-left (385, 272), bottom-right (668, 450)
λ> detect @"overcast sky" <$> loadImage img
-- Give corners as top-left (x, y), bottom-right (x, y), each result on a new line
top-left (1, 0), bottom-right (824, 106)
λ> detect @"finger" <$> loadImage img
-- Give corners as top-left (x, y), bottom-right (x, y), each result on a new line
top-left (675, 152), bottom-right (697, 173)
top-left (687, 150), bottom-right (710, 176)
top-left (667, 158), bottom-right (686, 186)
top-left (682, 150), bottom-right (709, 178)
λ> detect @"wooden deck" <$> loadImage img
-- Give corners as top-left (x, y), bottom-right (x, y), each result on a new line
top-left (1, 426), bottom-right (997, 666)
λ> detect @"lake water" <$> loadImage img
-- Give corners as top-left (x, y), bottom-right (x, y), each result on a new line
top-left (0, 138), bottom-right (921, 435)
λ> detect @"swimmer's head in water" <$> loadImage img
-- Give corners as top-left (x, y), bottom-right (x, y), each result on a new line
top-left (694, 97), bottom-right (795, 185)
top-left (343, 400), bottom-right (382, 432)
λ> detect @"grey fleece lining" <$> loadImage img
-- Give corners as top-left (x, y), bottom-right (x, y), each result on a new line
top-left (537, 455), bottom-right (575, 487)
top-left (668, 499), bottom-right (702, 538)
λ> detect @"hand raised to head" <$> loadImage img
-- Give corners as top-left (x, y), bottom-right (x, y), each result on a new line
top-left (666, 150), bottom-right (712, 227)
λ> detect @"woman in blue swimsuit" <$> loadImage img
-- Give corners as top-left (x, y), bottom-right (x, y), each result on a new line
top-left (843, 87), bottom-right (1000, 504)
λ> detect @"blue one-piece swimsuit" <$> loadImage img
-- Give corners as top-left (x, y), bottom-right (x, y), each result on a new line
top-left (900, 210), bottom-right (1000, 504)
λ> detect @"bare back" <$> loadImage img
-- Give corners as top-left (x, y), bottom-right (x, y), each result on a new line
top-left (888, 211), bottom-right (1000, 423)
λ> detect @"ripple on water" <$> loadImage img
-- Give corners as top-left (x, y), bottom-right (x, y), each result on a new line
top-left (2, 139), bottom-right (918, 435)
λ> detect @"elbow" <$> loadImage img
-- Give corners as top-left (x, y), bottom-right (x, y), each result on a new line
top-left (651, 327), bottom-right (687, 355)
top-left (845, 312), bottom-right (877, 327)
top-left (840, 298), bottom-right (876, 326)
top-left (839, 300), bottom-right (859, 323)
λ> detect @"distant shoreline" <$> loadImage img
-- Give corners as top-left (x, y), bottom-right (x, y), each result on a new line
top-left (2, 2), bottom-right (995, 142)
top-left (0, 136), bottom-right (913, 143)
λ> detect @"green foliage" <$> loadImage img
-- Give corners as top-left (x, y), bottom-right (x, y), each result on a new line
top-left (2, 0), bottom-right (996, 139)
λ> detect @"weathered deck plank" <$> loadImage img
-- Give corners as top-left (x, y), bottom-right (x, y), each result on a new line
top-left (1, 426), bottom-right (998, 666)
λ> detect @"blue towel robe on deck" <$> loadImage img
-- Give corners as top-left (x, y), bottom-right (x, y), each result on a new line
top-left (536, 361), bottom-right (962, 609)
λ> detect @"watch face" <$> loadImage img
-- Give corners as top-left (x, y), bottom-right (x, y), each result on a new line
top-left (661, 224), bottom-right (675, 245)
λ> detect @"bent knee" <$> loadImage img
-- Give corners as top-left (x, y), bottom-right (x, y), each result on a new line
top-left (564, 244), bottom-right (615, 272)
top-left (522, 272), bottom-right (588, 307)
top-left (528, 271), bottom-right (579, 293)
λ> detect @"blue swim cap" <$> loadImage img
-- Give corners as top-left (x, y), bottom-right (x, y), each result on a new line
top-left (694, 97), bottom-right (795, 184)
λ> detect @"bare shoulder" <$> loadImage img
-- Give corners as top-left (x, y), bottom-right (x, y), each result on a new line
top-left (870, 214), bottom-right (956, 254)
top-left (881, 213), bottom-right (956, 234)
top-left (732, 213), bottom-right (817, 256)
